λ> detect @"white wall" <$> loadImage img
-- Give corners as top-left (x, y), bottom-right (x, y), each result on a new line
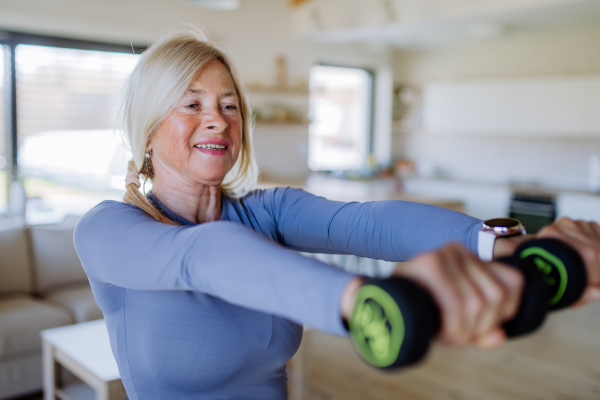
top-left (0, 0), bottom-right (392, 181)
top-left (392, 22), bottom-right (600, 190)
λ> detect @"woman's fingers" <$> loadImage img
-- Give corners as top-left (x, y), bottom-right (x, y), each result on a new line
top-left (486, 261), bottom-right (524, 321)
top-left (462, 260), bottom-right (507, 340)
top-left (537, 217), bottom-right (600, 304)
top-left (474, 327), bottom-right (506, 349)
top-left (493, 234), bottom-right (536, 259)
top-left (470, 261), bottom-right (524, 349)
top-left (448, 249), bottom-right (523, 347)
top-left (437, 246), bottom-right (482, 346)
top-left (396, 251), bottom-right (466, 346)
top-left (393, 243), bottom-right (523, 349)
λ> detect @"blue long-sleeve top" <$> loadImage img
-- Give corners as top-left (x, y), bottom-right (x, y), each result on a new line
top-left (73, 187), bottom-right (482, 400)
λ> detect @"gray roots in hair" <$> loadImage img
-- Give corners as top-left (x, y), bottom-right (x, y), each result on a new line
top-left (119, 25), bottom-right (258, 224)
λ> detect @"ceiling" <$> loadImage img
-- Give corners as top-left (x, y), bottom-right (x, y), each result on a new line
top-left (302, 0), bottom-right (600, 48)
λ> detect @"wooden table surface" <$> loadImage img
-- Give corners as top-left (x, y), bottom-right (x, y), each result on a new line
top-left (292, 302), bottom-right (600, 400)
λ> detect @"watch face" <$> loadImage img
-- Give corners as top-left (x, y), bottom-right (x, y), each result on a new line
top-left (483, 218), bottom-right (525, 236)
top-left (484, 218), bottom-right (521, 228)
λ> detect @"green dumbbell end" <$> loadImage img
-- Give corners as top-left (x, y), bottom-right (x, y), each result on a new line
top-left (349, 278), bottom-right (440, 370)
top-left (349, 283), bottom-right (405, 368)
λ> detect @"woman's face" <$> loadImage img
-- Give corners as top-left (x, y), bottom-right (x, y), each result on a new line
top-left (147, 60), bottom-right (242, 187)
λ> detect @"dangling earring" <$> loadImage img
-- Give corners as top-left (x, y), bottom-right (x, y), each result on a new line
top-left (141, 150), bottom-right (154, 194)
top-left (143, 149), bottom-right (154, 177)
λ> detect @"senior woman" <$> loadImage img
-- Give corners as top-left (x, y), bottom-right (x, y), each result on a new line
top-left (74, 27), bottom-right (600, 399)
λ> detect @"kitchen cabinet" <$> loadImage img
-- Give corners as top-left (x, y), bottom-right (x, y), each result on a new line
top-left (402, 178), bottom-right (512, 220)
top-left (422, 75), bottom-right (600, 137)
top-left (557, 192), bottom-right (600, 223)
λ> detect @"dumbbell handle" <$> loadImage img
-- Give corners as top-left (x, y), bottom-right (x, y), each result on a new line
top-left (349, 238), bottom-right (587, 370)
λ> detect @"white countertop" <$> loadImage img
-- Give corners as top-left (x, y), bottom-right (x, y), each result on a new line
top-left (262, 174), bottom-right (600, 222)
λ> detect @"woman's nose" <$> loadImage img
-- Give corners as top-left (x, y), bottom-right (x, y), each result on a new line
top-left (202, 108), bottom-right (228, 132)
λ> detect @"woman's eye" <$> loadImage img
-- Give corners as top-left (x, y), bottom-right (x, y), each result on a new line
top-left (223, 105), bottom-right (238, 110)
top-left (186, 104), bottom-right (199, 109)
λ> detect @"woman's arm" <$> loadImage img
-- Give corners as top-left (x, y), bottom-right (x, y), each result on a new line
top-left (73, 200), bottom-right (355, 335)
top-left (261, 187), bottom-right (483, 260)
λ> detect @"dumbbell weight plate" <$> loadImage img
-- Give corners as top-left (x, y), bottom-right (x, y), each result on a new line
top-left (349, 277), bottom-right (440, 369)
top-left (515, 238), bottom-right (587, 310)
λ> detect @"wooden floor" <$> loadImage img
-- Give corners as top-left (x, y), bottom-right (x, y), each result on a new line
top-left (293, 302), bottom-right (600, 400)
top-left (14, 303), bottom-right (600, 400)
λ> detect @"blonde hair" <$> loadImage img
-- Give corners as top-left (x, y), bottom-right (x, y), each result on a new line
top-left (120, 25), bottom-right (258, 224)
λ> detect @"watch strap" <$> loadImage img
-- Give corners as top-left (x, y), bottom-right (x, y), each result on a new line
top-left (478, 230), bottom-right (496, 261)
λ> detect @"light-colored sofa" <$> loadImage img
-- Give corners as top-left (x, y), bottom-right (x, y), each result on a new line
top-left (0, 215), bottom-right (102, 399)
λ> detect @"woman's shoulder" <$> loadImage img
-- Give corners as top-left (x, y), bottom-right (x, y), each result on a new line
top-left (237, 186), bottom-right (311, 210)
top-left (74, 200), bottom-right (149, 238)
top-left (243, 186), bottom-right (308, 202)
top-left (83, 199), bottom-right (144, 218)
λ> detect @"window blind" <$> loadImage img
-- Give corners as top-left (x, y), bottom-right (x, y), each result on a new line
top-left (15, 44), bottom-right (139, 223)
top-left (16, 45), bottom-right (138, 139)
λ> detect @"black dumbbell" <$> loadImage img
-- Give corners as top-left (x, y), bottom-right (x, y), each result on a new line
top-left (348, 238), bottom-right (587, 370)
top-left (501, 238), bottom-right (587, 337)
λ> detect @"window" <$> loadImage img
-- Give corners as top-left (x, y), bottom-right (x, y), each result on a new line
top-left (0, 45), bottom-right (6, 213)
top-left (308, 65), bottom-right (373, 172)
top-left (0, 32), bottom-right (142, 223)
top-left (16, 45), bottom-right (139, 223)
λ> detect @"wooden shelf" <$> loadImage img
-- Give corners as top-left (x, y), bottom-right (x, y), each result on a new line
top-left (255, 121), bottom-right (310, 127)
top-left (247, 85), bottom-right (308, 95)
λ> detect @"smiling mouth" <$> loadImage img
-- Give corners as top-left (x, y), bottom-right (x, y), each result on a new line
top-left (194, 144), bottom-right (227, 150)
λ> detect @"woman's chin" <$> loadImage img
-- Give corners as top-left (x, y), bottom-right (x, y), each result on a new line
top-left (189, 171), bottom-right (229, 187)
top-left (189, 161), bottom-right (233, 181)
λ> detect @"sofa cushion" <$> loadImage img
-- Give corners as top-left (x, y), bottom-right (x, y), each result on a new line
top-left (0, 221), bottom-right (33, 295)
top-left (28, 223), bottom-right (88, 293)
top-left (43, 283), bottom-right (103, 323)
top-left (0, 351), bottom-right (43, 399)
top-left (0, 294), bottom-right (72, 357)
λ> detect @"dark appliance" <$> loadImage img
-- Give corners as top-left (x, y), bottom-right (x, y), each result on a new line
top-left (509, 193), bottom-right (556, 234)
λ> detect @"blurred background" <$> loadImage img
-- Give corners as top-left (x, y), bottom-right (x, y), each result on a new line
top-left (1, 0), bottom-right (600, 229)
top-left (1, 0), bottom-right (600, 399)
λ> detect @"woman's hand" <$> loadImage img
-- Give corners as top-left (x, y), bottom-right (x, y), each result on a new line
top-left (535, 217), bottom-right (600, 306)
top-left (493, 234), bottom-right (535, 259)
top-left (392, 243), bottom-right (524, 349)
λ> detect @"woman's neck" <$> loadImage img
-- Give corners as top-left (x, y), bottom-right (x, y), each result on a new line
top-left (151, 179), bottom-right (222, 224)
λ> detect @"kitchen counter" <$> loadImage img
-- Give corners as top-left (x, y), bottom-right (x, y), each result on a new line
top-left (260, 174), bottom-right (600, 223)
top-left (257, 175), bottom-right (465, 214)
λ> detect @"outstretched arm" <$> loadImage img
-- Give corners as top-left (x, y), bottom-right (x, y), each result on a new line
top-left (74, 201), bottom-right (355, 336)
top-left (260, 187), bottom-right (483, 260)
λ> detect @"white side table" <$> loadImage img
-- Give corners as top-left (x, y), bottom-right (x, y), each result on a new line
top-left (40, 319), bottom-right (125, 400)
